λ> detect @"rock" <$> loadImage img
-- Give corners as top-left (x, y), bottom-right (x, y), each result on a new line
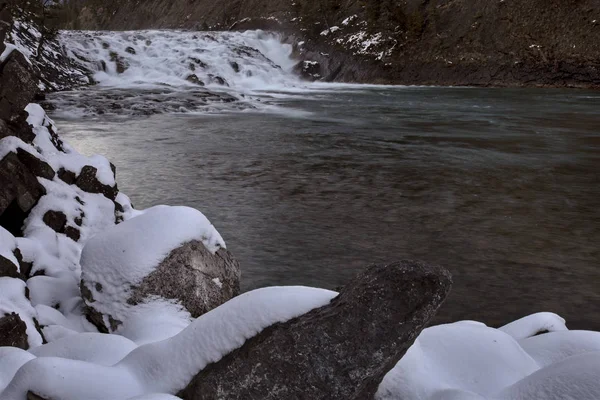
top-left (64, 225), bottom-right (81, 242)
top-left (109, 51), bottom-right (128, 74)
top-left (80, 206), bottom-right (240, 334)
top-left (294, 60), bottom-right (321, 81)
top-left (15, 148), bottom-right (55, 180)
top-left (189, 57), bottom-right (208, 69)
top-left (208, 74), bottom-right (228, 86)
top-left (27, 391), bottom-right (48, 400)
top-left (76, 165), bottom-right (118, 200)
top-left (0, 50), bottom-right (38, 123)
top-left (57, 167), bottom-right (77, 184)
top-left (0, 1), bottom-right (11, 56)
top-left (0, 152), bottom-right (47, 235)
top-left (230, 61), bottom-right (240, 73)
top-left (83, 240), bottom-right (240, 333)
top-left (185, 74), bottom-right (204, 86)
top-left (42, 210), bottom-right (67, 233)
top-left (0, 312), bottom-right (28, 349)
top-left (13, 248), bottom-right (33, 279)
top-left (179, 260), bottom-right (452, 400)
top-left (0, 254), bottom-right (19, 278)
top-left (125, 46), bottom-right (136, 55)
top-left (128, 240), bottom-right (240, 316)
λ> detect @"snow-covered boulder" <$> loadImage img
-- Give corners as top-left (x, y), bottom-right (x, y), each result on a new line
top-left (179, 261), bottom-right (452, 400)
top-left (80, 205), bottom-right (240, 336)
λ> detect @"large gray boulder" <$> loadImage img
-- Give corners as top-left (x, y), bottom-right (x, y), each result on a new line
top-left (178, 260), bottom-right (452, 400)
top-left (80, 206), bottom-right (241, 334)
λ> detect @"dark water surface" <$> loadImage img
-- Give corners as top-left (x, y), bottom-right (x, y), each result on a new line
top-left (51, 86), bottom-right (600, 329)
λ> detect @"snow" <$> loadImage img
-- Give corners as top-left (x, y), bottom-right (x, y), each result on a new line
top-left (376, 321), bottom-right (539, 399)
top-left (1, 286), bottom-right (336, 400)
top-left (0, 278), bottom-right (44, 348)
top-left (497, 352), bottom-right (600, 400)
top-left (30, 332), bottom-right (137, 366)
top-left (0, 43), bottom-right (17, 63)
top-left (0, 348), bottom-right (36, 393)
top-left (320, 26), bottom-right (340, 36)
top-left (499, 312), bottom-right (568, 340)
top-left (0, 227), bottom-right (19, 270)
top-left (342, 15), bottom-right (358, 26)
top-left (520, 330), bottom-right (600, 367)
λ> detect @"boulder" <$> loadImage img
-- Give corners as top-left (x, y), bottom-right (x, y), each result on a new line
top-left (0, 50), bottom-right (38, 123)
top-left (80, 206), bottom-right (240, 334)
top-left (0, 312), bottom-right (28, 349)
top-left (0, 152), bottom-right (47, 235)
top-left (127, 240), bottom-right (239, 317)
top-left (178, 260), bottom-right (452, 400)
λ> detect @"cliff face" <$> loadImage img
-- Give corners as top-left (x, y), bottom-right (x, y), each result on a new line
top-left (57, 0), bottom-right (600, 87)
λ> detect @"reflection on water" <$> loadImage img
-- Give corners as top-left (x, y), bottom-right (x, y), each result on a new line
top-left (51, 86), bottom-right (600, 330)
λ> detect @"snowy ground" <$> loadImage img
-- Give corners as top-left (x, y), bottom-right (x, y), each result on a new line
top-left (3, 33), bottom-right (600, 400)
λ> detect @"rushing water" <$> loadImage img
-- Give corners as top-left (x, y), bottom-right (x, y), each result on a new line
top-left (48, 30), bottom-right (600, 330)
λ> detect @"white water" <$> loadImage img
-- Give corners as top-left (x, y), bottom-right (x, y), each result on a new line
top-left (62, 29), bottom-right (299, 90)
top-left (51, 29), bottom-right (305, 117)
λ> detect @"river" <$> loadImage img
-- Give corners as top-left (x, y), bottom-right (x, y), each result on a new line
top-left (47, 29), bottom-right (600, 330)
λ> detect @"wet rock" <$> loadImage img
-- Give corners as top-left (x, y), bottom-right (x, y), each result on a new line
top-left (42, 210), bottom-right (67, 233)
top-left (76, 165), bottom-right (118, 200)
top-left (102, 42), bottom-right (110, 49)
top-left (0, 312), bottom-right (28, 349)
top-left (186, 74), bottom-right (204, 86)
top-left (125, 46), bottom-right (136, 55)
top-left (208, 74), bottom-right (228, 86)
top-left (189, 57), bottom-right (208, 69)
top-left (109, 51), bottom-right (128, 74)
top-left (230, 61), bottom-right (240, 73)
top-left (179, 260), bottom-right (452, 400)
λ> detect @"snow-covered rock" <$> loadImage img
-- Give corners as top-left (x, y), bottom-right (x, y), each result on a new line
top-left (1, 286), bottom-right (336, 400)
top-left (179, 261), bottom-right (452, 400)
top-left (80, 205), bottom-right (240, 337)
